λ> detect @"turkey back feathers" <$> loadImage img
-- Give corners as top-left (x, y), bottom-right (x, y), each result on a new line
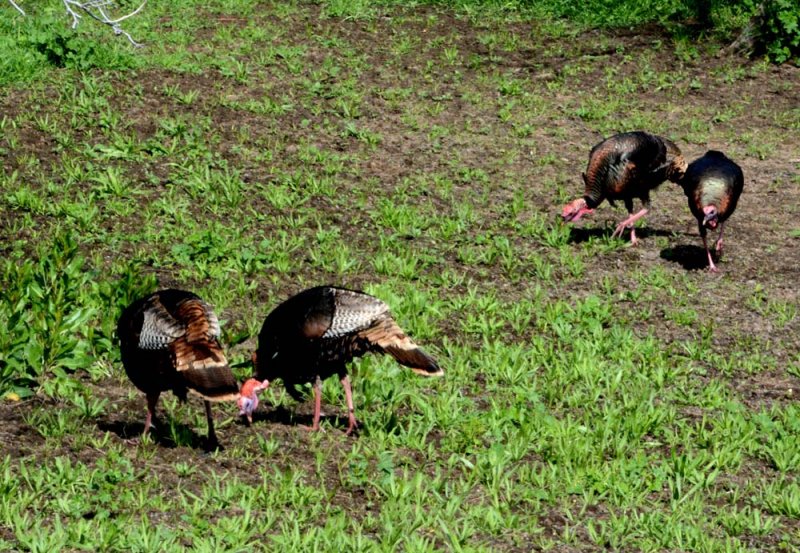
top-left (117, 289), bottom-right (239, 402)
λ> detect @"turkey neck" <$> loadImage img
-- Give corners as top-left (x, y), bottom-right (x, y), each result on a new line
top-left (698, 177), bottom-right (729, 209)
top-left (582, 176), bottom-right (606, 210)
top-left (582, 143), bottom-right (620, 208)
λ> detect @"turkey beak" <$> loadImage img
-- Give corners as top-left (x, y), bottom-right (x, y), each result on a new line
top-left (702, 212), bottom-right (716, 228)
top-left (238, 395), bottom-right (257, 426)
top-left (241, 403), bottom-right (255, 426)
top-left (239, 379), bottom-right (270, 426)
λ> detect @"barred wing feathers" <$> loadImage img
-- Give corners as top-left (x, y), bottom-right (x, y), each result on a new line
top-left (119, 290), bottom-right (238, 402)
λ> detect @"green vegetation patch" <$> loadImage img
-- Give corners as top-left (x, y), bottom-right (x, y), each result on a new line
top-left (0, 0), bottom-right (799, 550)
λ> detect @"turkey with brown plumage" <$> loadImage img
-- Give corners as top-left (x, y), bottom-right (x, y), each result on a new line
top-left (562, 131), bottom-right (687, 245)
top-left (680, 150), bottom-right (744, 272)
top-left (238, 286), bottom-right (443, 435)
top-left (117, 289), bottom-right (239, 446)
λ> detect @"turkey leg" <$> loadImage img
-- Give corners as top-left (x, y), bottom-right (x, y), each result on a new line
top-left (611, 208), bottom-right (648, 245)
top-left (143, 392), bottom-right (159, 435)
top-left (715, 224), bottom-right (725, 257)
top-left (311, 375), bottom-right (322, 431)
top-left (340, 375), bottom-right (359, 435)
top-left (204, 400), bottom-right (218, 447)
top-left (702, 232), bottom-right (718, 273)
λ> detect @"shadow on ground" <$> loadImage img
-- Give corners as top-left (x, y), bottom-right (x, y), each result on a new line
top-left (660, 244), bottom-right (710, 271)
top-left (246, 406), bottom-right (364, 435)
top-left (98, 418), bottom-right (212, 450)
top-left (568, 226), bottom-right (675, 244)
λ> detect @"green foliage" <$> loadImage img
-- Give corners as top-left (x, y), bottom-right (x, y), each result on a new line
top-left (0, 233), bottom-right (155, 397)
top-left (0, 14), bottom-right (139, 86)
top-left (0, 31), bottom-right (42, 85)
top-left (524, 0), bottom-right (685, 27)
top-left (758, 0), bottom-right (800, 62)
top-left (677, 0), bottom-right (800, 62)
top-left (0, 234), bottom-right (96, 396)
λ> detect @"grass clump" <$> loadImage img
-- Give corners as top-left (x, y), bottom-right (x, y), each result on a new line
top-left (0, 233), bottom-right (96, 397)
top-left (0, 233), bottom-right (154, 398)
top-left (0, 12), bottom-right (139, 86)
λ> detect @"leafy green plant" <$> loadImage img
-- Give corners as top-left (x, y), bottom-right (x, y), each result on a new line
top-left (0, 232), bottom-right (156, 397)
top-left (0, 233), bottom-right (96, 396)
top-left (14, 15), bottom-right (138, 73)
top-left (757, 0), bottom-right (800, 62)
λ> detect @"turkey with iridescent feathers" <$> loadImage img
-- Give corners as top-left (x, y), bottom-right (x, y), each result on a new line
top-left (238, 286), bottom-right (443, 435)
top-left (117, 289), bottom-right (239, 447)
top-left (680, 150), bottom-right (744, 272)
top-left (562, 131), bottom-right (687, 244)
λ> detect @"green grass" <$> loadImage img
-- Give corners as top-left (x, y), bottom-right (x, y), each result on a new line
top-left (1, 0), bottom-right (799, 551)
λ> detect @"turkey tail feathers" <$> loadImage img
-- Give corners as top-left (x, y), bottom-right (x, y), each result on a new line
top-left (661, 137), bottom-right (687, 183)
top-left (176, 299), bottom-right (220, 343)
top-left (172, 339), bottom-right (239, 400)
top-left (385, 345), bottom-right (443, 376)
top-left (361, 316), bottom-right (444, 377)
top-left (183, 365), bottom-right (240, 401)
top-left (167, 297), bottom-right (239, 401)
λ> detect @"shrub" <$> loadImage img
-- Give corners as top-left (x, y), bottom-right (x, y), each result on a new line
top-left (0, 233), bottom-right (155, 398)
top-left (758, 0), bottom-right (800, 63)
top-left (1, 14), bottom-right (139, 86)
top-left (0, 233), bottom-right (97, 397)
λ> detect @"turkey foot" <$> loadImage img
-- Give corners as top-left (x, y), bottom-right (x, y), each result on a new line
top-left (125, 433), bottom-right (153, 446)
top-left (611, 208), bottom-right (648, 245)
top-left (300, 376), bottom-right (324, 433)
top-left (345, 415), bottom-right (359, 436)
top-left (341, 375), bottom-right (359, 436)
top-left (702, 234), bottom-right (718, 273)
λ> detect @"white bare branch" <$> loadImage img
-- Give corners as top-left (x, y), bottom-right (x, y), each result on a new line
top-left (8, 0), bottom-right (25, 15)
top-left (7, 0), bottom-right (146, 47)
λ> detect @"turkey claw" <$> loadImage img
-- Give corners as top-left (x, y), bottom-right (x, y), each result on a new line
top-left (344, 419), bottom-right (359, 436)
top-left (611, 222), bottom-right (630, 240)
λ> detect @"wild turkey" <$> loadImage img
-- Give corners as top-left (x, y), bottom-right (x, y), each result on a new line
top-left (117, 289), bottom-right (239, 446)
top-left (680, 150), bottom-right (744, 272)
top-left (238, 285), bottom-right (443, 435)
top-left (562, 131), bottom-right (687, 245)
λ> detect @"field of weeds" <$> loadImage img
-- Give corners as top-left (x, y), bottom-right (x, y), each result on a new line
top-left (1, 0), bottom-right (799, 550)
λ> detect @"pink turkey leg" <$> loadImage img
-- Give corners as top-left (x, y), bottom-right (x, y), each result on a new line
top-left (309, 376), bottom-right (322, 432)
top-left (204, 400), bottom-right (218, 447)
top-left (126, 392), bottom-right (159, 444)
top-left (143, 392), bottom-right (159, 435)
top-left (703, 234), bottom-right (718, 272)
top-left (340, 375), bottom-right (359, 436)
top-left (611, 208), bottom-right (648, 244)
top-left (715, 223), bottom-right (724, 257)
